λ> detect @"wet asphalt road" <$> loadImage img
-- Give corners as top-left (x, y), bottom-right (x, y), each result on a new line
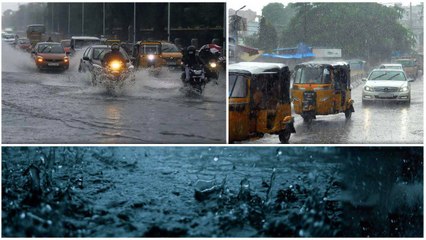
top-left (2, 44), bottom-right (226, 144)
top-left (244, 75), bottom-right (423, 144)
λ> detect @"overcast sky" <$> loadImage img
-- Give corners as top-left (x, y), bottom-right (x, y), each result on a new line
top-left (228, 1), bottom-right (422, 16)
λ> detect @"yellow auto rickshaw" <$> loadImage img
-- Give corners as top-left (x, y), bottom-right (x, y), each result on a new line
top-left (291, 61), bottom-right (354, 123)
top-left (229, 62), bottom-right (296, 143)
top-left (133, 41), bottom-right (166, 69)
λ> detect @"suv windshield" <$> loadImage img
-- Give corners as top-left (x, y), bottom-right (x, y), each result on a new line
top-left (229, 74), bottom-right (247, 98)
top-left (38, 44), bottom-right (65, 53)
top-left (368, 71), bottom-right (406, 81)
top-left (294, 66), bottom-right (330, 84)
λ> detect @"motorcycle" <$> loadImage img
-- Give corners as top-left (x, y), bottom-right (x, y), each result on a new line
top-left (181, 64), bottom-right (207, 94)
top-left (205, 60), bottom-right (219, 81)
top-left (92, 58), bottom-right (136, 93)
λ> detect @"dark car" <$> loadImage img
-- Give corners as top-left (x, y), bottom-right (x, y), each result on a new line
top-left (78, 45), bottom-right (132, 73)
top-left (31, 42), bottom-right (69, 71)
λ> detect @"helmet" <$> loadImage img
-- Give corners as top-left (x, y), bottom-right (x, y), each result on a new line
top-left (187, 45), bottom-right (196, 55)
top-left (111, 43), bottom-right (120, 51)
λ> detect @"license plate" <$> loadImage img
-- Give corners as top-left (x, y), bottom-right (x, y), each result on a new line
top-left (167, 62), bottom-right (177, 66)
top-left (48, 63), bottom-right (59, 66)
top-left (378, 93), bottom-right (394, 98)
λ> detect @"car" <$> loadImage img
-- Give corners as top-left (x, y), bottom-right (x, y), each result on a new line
top-left (379, 63), bottom-right (403, 70)
top-left (2, 32), bottom-right (15, 44)
top-left (160, 42), bottom-right (183, 68)
top-left (70, 36), bottom-right (101, 51)
top-left (393, 58), bottom-right (418, 80)
top-left (31, 42), bottom-right (69, 71)
top-left (15, 38), bottom-right (32, 52)
top-left (78, 44), bottom-right (133, 73)
top-left (61, 39), bottom-right (71, 53)
top-left (362, 69), bottom-right (412, 104)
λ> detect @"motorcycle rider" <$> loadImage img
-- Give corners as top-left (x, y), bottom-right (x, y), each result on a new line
top-left (182, 45), bottom-right (205, 82)
top-left (102, 43), bottom-right (126, 67)
top-left (198, 43), bottom-right (222, 80)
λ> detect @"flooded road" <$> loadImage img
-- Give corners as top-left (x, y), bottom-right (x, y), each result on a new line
top-left (2, 147), bottom-right (422, 237)
top-left (2, 44), bottom-right (226, 143)
top-left (243, 75), bottom-right (423, 144)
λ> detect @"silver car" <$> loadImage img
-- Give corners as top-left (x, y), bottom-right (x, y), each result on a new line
top-left (362, 69), bottom-right (412, 104)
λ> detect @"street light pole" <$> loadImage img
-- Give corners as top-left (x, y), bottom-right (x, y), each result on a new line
top-left (68, 3), bottom-right (70, 37)
top-left (103, 3), bottom-right (105, 36)
top-left (167, 3), bottom-right (171, 42)
top-left (82, 3), bottom-right (84, 35)
top-left (133, 3), bottom-right (136, 45)
top-left (234, 5), bottom-right (246, 45)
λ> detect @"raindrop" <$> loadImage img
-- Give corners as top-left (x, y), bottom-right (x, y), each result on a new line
top-left (20, 213), bottom-right (25, 219)
top-left (213, 156), bottom-right (219, 162)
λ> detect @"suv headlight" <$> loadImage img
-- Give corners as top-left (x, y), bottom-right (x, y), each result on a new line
top-left (399, 86), bottom-right (409, 92)
top-left (364, 86), bottom-right (372, 91)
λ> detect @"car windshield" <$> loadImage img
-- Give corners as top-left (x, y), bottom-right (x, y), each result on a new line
top-left (38, 44), bottom-right (65, 53)
top-left (294, 66), bottom-right (329, 84)
top-left (229, 74), bottom-right (247, 98)
top-left (74, 39), bottom-right (100, 49)
top-left (368, 71), bottom-right (406, 81)
top-left (19, 39), bottom-right (30, 44)
top-left (162, 43), bottom-right (179, 52)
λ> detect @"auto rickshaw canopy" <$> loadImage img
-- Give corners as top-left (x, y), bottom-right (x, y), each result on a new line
top-left (229, 62), bottom-right (291, 109)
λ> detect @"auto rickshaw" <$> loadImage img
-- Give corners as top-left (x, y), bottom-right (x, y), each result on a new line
top-left (291, 61), bottom-right (354, 123)
top-left (229, 62), bottom-right (296, 143)
top-left (133, 41), bottom-right (166, 69)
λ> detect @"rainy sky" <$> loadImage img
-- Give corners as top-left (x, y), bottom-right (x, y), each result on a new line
top-left (228, 0), bottom-right (422, 16)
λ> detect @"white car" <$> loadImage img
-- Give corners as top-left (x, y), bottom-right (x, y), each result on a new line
top-left (362, 69), bottom-right (412, 104)
top-left (378, 63), bottom-right (403, 70)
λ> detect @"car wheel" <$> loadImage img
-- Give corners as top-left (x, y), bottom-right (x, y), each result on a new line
top-left (278, 131), bottom-right (291, 144)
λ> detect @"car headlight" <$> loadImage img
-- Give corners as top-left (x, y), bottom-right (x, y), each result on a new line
top-left (109, 60), bottom-right (123, 71)
top-left (147, 54), bottom-right (155, 61)
top-left (36, 56), bottom-right (43, 63)
top-left (399, 86), bottom-right (409, 92)
top-left (64, 57), bottom-right (69, 63)
top-left (364, 86), bottom-right (372, 91)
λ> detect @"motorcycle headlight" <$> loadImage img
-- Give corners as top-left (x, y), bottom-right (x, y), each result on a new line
top-left (209, 62), bottom-right (217, 68)
top-left (147, 54), bottom-right (155, 61)
top-left (109, 60), bottom-right (123, 71)
top-left (399, 86), bottom-right (409, 92)
top-left (364, 86), bottom-right (372, 91)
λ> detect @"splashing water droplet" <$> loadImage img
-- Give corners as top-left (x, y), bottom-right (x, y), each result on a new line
top-left (213, 156), bottom-right (219, 161)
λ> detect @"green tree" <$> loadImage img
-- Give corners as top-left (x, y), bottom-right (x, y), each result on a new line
top-left (258, 16), bottom-right (277, 52)
top-left (281, 3), bottom-right (415, 63)
top-left (261, 2), bottom-right (296, 35)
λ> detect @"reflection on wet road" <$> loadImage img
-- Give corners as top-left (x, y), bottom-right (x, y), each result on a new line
top-left (2, 44), bottom-right (226, 143)
top-left (245, 75), bottom-right (423, 144)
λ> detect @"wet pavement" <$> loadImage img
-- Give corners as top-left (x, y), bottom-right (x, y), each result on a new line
top-left (243, 75), bottom-right (423, 144)
top-left (2, 147), bottom-right (422, 237)
top-left (2, 44), bottom-right (226, 144)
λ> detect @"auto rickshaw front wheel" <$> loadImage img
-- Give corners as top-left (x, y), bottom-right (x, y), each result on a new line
top-left (278, 131), bottom-right (291, 144)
